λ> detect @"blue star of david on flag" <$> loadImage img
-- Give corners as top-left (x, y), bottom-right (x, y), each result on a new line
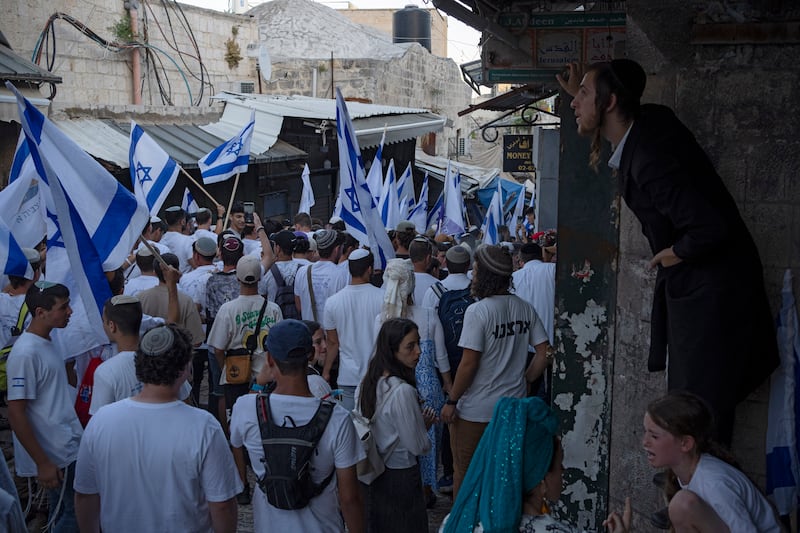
top-left (199, 110), bottom-right (255, 185)
top-left (136, 162), bottom-right (153, 185)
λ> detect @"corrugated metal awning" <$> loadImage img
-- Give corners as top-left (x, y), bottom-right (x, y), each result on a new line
top-left (210, 93), bottom-right (446, 150)
top-left (51, 118), bottom-right (307, 169)
top-left (0, 44), bottom-right (62, 84)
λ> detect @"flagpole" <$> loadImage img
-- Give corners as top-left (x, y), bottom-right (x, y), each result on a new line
top-left (179, 167), bottom-right (222, 208)
top-left (137, 235), bottom-right (169, 270)
top-left (223, 173), bottom-right (241, 229)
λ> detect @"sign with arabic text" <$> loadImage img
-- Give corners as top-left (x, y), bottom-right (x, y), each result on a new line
top-left (503, 135), bottom-right (535, 173)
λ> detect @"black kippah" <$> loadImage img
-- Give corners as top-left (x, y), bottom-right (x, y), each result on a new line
top-left (610, 59), bottom-right (646, 100)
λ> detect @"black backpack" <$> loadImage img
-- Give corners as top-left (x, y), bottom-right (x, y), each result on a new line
top-left (435, 286), bottom-right (475, 373)
top-left (255, 392), bottom-right (334, 510)
top-left (270, 264), bottom-right (301, 320)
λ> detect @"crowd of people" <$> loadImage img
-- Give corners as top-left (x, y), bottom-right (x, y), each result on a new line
top-left (0, 57), bottom-right (784, 533)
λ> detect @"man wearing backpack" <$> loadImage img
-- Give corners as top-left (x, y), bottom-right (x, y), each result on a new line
top-left (260, 230), bottom-right (301, 319)
top-left (229, 319), bottom-right (365, 532)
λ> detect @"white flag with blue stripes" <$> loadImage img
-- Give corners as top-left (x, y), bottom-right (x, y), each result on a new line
top-left (408, 172), bottom-right (429, 234)
top-left (766, 269), bottom-right (800, 515)
top-left (298, 163), bottom-right (316, 215)
top-left (365, 130), bottom-right (385, 204)
top-left (480, 181), bottom-right (503, 245)
top-left (397, 162), bottom-right (414, 217)
top-left (0, 217), bottom-right (32, 279)
top-left (441, 160), bottom-right (465, 236)
top-left (335, 88), bottom-right (395, 270)
top-left (0, 137), bottom-right (47, 249)
top-left (379, 159), bottom-right (401, 230)
top-left (130, 122), bottom-right (179, 215)
top-left (427, 191), bottom-right (444, 234)
top-left (199, 110), bottom-right (255, 185)
top-left (9, 82), bottom-right (150, 341)
top-left (181, 187), bottom-right (199, 214)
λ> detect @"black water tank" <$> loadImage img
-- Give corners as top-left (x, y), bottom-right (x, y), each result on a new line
top-left (393, 5), bottom-right (432, 53)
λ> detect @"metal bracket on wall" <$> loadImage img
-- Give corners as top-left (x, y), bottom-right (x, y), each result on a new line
top-left (479, 105), bottom-right (558, 142)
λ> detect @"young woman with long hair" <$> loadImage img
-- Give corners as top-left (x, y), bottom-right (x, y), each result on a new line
top-left (358, 318), bottom-right (435, 533)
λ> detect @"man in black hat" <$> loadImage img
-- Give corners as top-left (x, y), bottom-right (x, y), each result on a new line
top-left (557, 60), bottom-right (777, 445)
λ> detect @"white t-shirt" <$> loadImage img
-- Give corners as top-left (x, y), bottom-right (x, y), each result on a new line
top-left (74, 399), bottom-right (242, 532)
top-left (207, 295), bottom-right (283, 385)
top-left (229, 393), bottom-right (364, 533)
top-left (260, 260), bottom-right (301, 304)
top-left (243, 237), bottom-right (262, 258)
top-left (457, 294), bottom-right (548, 422)
top-left (89, 351), bottom-right (191, 415)
top-left (682, 454), bottom-right (781, 532)
top-left (512, 260), bottom-right (556, 344)
top-left (160, 231), bottom-right (195, 273)
top-left (7, 332), bottom-right (83, 476)
top-left (420, 273), bottom-right (471, 310)
top-left (412, 271), bottom-right (439, 308)
top-left (294, 261), bottom-right (349, 324)
top-left (324, 284), bottom-right (384, 386)
top-left (193, 228), bottom-right (218, 243)
top-left (123, 275), bottom-right (158, 297)
top-left (308, 373), bottom-right (333, 399)
top-left (179, 264), bottom-right (217, 312)
top-left (356, 376), bottom-right (430, 469)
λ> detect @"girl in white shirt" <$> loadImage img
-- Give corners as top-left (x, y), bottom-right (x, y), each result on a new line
top-left (358, 318), bottom-right (435, 533)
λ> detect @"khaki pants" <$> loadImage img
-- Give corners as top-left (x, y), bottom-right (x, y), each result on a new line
top-left (450, 418), bottom-right (489, 499)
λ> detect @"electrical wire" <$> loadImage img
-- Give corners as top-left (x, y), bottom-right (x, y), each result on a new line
top-left (30, 11), bottom-right (200, 105)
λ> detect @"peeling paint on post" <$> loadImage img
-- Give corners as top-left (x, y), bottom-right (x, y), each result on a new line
top-left (551, 90), bottom-right (619, 529)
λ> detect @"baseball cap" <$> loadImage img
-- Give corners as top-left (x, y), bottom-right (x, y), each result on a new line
top-left (396, 220), bottom-right (416, 233)
top-left (270, 230), bottom-right (296, 253)
top-left (236, 255), bottom-right (262, 284)
top-left (265, 319), bottom-right (313, 361)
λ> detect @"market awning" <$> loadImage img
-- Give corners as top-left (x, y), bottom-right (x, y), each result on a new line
top-left (210, 92), bottom-right (446, 151)
top-left (51, 118), bottom-right (307, 170)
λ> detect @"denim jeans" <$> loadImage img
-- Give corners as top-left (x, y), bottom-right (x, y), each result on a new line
top-left (47, 461), bottom-right (78, 533)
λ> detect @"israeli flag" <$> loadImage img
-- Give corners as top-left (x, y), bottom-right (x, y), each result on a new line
top-left (397, 162), bottom-right (414, 217)
top-left (506, 183), bottom-right (526, 229)
top-left (766, 269), bottom-right (800, 515)
top-left (480, 182), bottom-right (503, 245)
top-left (0, 217), bottom-right (32, 279)
top-left (199, 110), bottom-right (255, 185)
top-left (298, 163), bottom-right (315, 215)
top-left (0, 144), bottom-right (47, 249)
top-left (408, 172), bottom-right (429, 234)
top-left (9, 131), bottom-right (35, 185)
top-left (334, 88), bottom-right (395, 270)
top-left (441, 160), bottom-right (465, 236)
top-left (130, 122), bottom-right (179, 215)
top-left (181, 187), bottom-right (199, 215)
top-left (9, 82), bottom-right (150, 341)
top-left (427, 191), bottom-right (444, 233)
top-left (379, 159), bottom-right (401, 230)
top-left (365, 130), bottom-right (385, 204)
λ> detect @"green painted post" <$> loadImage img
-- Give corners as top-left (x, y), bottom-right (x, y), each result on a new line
top-left (550, 89), bottom-right (619, 529)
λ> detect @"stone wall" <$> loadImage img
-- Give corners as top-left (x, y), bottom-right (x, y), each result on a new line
top-left (5, 0), bottom-right (257, 107)
top-left (610, 1), bottom-right (800, 529)
top-left (267, 44), bottom-right (473, 157)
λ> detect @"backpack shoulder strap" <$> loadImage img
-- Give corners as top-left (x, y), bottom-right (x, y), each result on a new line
top-left (0, 302), bottom-right (30, 359)
top-left (270, 264), bottom-right (286, 288)
top-left (431, 281), bottom-right (446, 299)
top-left (307, 400), bottom-right (336, 496)
top-left (306, 265), bottom-right (318, 322)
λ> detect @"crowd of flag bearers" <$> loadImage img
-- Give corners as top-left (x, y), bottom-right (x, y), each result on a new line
top-left (0, 79), bottom-right (787, 533)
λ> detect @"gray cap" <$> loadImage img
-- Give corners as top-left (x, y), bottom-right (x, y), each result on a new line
top-left (194, 237), bottom-right (218, 257)
top-left (445, 245), bottom-right (470, 266)
top-left (314, 229), bottom-right (339, 250)
top-left (396, 220), bottom-right (416, 233)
